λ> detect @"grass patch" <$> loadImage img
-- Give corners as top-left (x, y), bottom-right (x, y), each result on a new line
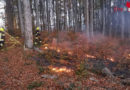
top-left (27, 81), bottom-right (43, 90)
top-left (38, 66), bottom-right (45, 74)
top-left (75, 62), bottom-right (88, 78)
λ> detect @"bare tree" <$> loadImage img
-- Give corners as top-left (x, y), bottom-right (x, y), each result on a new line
top-left (5, 0), bottom-right (14, 35)
top-left (85, 0), bottom-right (90, 37)
top-left (4, 0), bottom-right (130, 39)
top-left (35, 0), bottom-right (40, 29)
top-left (23, 0), bottom-right (33, 48)
top-left (18, 0), bottom-right (24, 36)
top-left (90, 0), bottom-right (94, 37)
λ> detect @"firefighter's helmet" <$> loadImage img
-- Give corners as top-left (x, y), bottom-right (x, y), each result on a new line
top-left (0, 28), bottom-right (4, 32)
top-left (36, 27), bottom-right (40, 30)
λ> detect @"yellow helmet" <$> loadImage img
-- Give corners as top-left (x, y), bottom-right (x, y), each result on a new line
top-left (0, 28), bottom-right (4, 32)
top-left (36, 27), bottom-right (40, 30)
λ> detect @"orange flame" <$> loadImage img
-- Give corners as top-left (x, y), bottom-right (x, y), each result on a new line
top-left (51, 67), bottom-right (72, 73)
top-left (85, 54), bottom-right (115, 62)
top-left (85, 54), bottom-right (96, 59)
top-left (68, 51), bottom-right (73, 55)
top-left (44, 46), bottom-right (48, 50)
top-left (56, 49), bottom-right (60, 53)
top-left (107, 57), bottom-right (115, 62)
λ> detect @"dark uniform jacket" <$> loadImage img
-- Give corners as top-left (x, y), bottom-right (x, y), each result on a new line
top-left (34, 30), bottom-right (42, 46)
top-left (0, 31), bottom-right (5, 48)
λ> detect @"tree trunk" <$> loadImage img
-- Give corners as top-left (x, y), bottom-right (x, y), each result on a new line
top-left (5, 0), bottom-right (14, 35)
top-left (86, 0), bottom-right (90, 37)
top-left (121, 11), bottom-right (125, 39)
top-left (23, 0), bottom-right (33, 49)
top-left (35, 0), bottom-right (40, 29)
top-left (102, 0), bottom-right (106, 36)
top-left (18, 0), bottom-right (24, 37)
top-left (90, 0), bottom-right (94, 37)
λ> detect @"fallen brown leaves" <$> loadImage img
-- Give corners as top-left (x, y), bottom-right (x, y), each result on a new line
top-left (0, 48), bottom-right (40, 89)
top-left (0, 31), bottom-right (130, 89)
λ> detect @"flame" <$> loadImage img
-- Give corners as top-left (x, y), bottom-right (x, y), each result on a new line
top-left (51, 67), bottom-right (72, 73)
top-left (42, 44), bottom-right (116, 62)
top-left (68, 51), bottom-right (73, 55)
top-left (107, 57), bottom-right (115, 62)
top-left (85, 54), bottom-right (96, 59)
top-left (128, 54), bottom-right (130, 57)
top-left (85, 54), bottom-right (115, 62)
top-left (44, 46), bottom-right (48, 50)
top-left (56, 49), bottom-right (60, 53)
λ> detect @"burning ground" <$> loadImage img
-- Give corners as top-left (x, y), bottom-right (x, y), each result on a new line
top-left (0, 31), bottom-right (130, 89)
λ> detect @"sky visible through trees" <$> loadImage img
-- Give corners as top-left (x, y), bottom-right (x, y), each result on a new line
top-left (0, 1), bottom-right (5, 27)
top-left (0, 0), bottom-right (129, 39)
top-left (0, 0), bottom-right (129, 48)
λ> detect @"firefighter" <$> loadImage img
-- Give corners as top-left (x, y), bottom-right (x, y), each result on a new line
top-left (34, 27), bottom-right (42, 46)
top-left (0, 28), bottom-right (5, 48)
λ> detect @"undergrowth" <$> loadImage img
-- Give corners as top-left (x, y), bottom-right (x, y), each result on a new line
top-left (27, 81), bottom-right (43, 90)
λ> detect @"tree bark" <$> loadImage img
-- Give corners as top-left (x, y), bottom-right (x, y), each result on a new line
top-left (23, 0), bottom-right (33, 49)
top-left (90, 0), bottom-right (94, 37)
top-left (86, 0), bottom-right (90, 37)
top-left (5, 0), bottom-right (14, 35)
top-left (18, 0), bottom-right (24, 37)
top-left (35, 0), bottom-right (40, 29)
top-left (102, 0), bottom-right (106, 36)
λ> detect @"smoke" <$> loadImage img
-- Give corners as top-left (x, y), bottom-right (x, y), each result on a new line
top-left (109, 2), bottom-right (130, 38)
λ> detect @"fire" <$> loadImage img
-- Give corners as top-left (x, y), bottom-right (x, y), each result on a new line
top-left (107, 57), bottom-right (115, 62)
top-left (85, 54), bottom-right (115, 62)
top-left (44, 46), bottom-right (48, 50)
top-left (42, 44), bottom-right (116, 63)
top-left (43, 44), bottom-right (49, 50)
top-left (56, 49), bottom-right (60, 53)
top-left (51, 67), bottom-right (72, 73)
top-left (68, 51), bottom-right (73, 55)
top-left (85, 54), bottom-right (96, 59)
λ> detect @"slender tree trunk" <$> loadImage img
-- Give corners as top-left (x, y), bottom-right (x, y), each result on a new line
top-left (46, 0), bottom-right (50, 31)
top-left (18, 0), bottom-right (24, 37)
top-left (109, 0), bottom-right (112, 37)
top-left (56, 0), bottom-right (60, 31)
top-left (35, 0), bottom-right (40, 29)
top-left (72, 0), bottom-right (78, 32)
top-left (41, 0), bottom-right (46, 30)
top-left (52, 0), bottom-right (56, 30)
top-left (64, 0), bottom-right (67, 31)
top-left (121, 10), bottom-right (125, 39)
top-left (5, 0), bottom-right (14, 35)
top-left (102, 0), bottom-right (106, 36)
top-left (68, 0), bottom-right (71, 30)
top-left (23, 0), bottom-right (33, 49)
top-left (86, 0), bottom-right (90, 37)
top-left (90, 0), bottom-right (94, 37)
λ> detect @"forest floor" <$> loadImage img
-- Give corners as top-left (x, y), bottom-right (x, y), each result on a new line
top-left (0, 31), bottom-right (130, 90)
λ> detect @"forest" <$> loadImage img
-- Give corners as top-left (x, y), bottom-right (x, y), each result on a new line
top-left (0, 0), bottom-right (130, 89)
